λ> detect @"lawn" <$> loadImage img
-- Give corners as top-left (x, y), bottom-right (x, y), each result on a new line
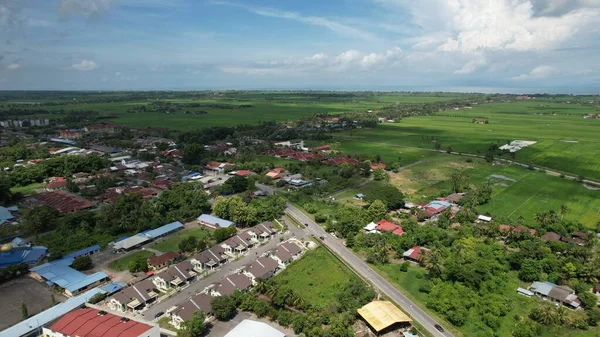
top-left (10, 183), bottom-right (44, 195)
top-left (149, 227), bottom-right (212, 253)
top-left (337, 101), bottom-right (600, 179)
top-left (274, 246), bottom-right (358, 308)
top-left (108, 250), bottom-right (153, 271)
top-left (386, 155), bottom-right (600, 227)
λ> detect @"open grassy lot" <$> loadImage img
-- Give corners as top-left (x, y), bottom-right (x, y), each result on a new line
top-left (10, 182), bottom-right (44, 195)
top-left (149, 227), bottom-right (211, 253)
top-left (387, 155), bottom-right (600, 227)
top-left (330, 139), bottom-right (440, 165)
top-left (274, 246), bottom-right (357, 308)
top-left (337, 101), bottom-right (600, 179)
top-left (108, 250), bottom-right (153, 271)
top-left (374, 264), bottom-right (600, 337)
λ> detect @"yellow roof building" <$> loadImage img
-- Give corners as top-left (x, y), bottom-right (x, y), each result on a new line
top-left (357, 300), bottom-right (413, 332)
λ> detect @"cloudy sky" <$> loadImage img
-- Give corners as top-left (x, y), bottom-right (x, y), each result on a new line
top-left (1, 0), bottom-right (599, 92)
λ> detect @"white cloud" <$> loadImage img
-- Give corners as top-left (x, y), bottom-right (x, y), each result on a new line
top-left (512, 65), bottom-right (558, 80)
top-left (6, 62), bottom-right (20, 70)
top-left (67, 60), bottom-right (98, 71)
top-left (211, 1), bottom-right (379, 41)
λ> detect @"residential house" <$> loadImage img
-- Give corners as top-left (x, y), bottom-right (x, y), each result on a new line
top-left (499, 225), bottom-right (537, 236)
top-left (45, 177), bottom-right (67, 191)
top-left (153, 260), bottom-right (197, 291)
top-left (375, 220), bottom-right (405, 236)
top-left (244, 256), bottom-right (280, 284)
top-left (221, 233), bottom-right (253, 256)
top-left (541, 231), bottom-right (561, 242)
top-left (109, 278), bottom-right (159, 312)
top-left (234, 170), bottom-right (253, 177)
top-left (0, 206), bottom-right (18, 226)
top-left (403, 246), bottom-right (430, 264)
top-left (363, 222), bottom-right (379, 234)
top-left (265, 168), bottom-right (286, 180)
top-left (530, 281), bottom-right (581, 309)
top-left (147, 251), bottom-right (181, 270)
top-left (211, 273), bottom-right (253, 296)
top-left (59, 129), bottom-right (83, 139)
top-left (247, 223), bottom-right (277, 241)
top-left (370, 163), bottom-right (386, 171)
top-left (445, 193), bottom-right (465, 204)
top-left (271, 242), bottom-right (303, 267)
top-left (191, 246), bottom-right (228, 272)
top-left (572, 232), bottom-right (588, 241)
top-left (313, 145), bottom-right (331, 152)
top-left (170, 293), bottom-right (214, 329)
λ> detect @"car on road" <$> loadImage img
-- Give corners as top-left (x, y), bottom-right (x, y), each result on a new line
top-left (154, 312), bottom-right (164, 319)
top-left (304, 223), bottom-right (309, 227)
top-left (434, 324), bottom-right (444, 332)
top-left (319, 236), bottom-right (325, 240)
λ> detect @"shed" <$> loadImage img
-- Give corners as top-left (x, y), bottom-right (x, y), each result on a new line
top-left (113, 234), bottom-right (151, 251)
top-left (357, 301), bottom-right (412, 333)
top-left (197, 214), bottom-right (234, 228)
top-left (517, 287), bottom-right (534, 297)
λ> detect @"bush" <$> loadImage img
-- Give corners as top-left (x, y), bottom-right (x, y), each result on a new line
top-left (399, 261), bottom-right (409, 272)
top-left (418, 280), bottom-right (433, 294)
top-left (465, 158), bottom-right (473, 163)
top-left (559, 173), bottom-right (565, 178)
top-left (527, 165), bottom-right (535, 171)
top-left (303, 203), bottom-right (319, 214)
top-left (314, 213), bottom-right (327, 223)
top-left (211, 296), bottom-right (237, 321)
top-left (88, 293), bottom-right (107, 304)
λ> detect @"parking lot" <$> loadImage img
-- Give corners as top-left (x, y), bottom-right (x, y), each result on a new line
top-left (206, 311), bottom-right (296, 337)
top-left (0, 276), bottom-right (67, 330)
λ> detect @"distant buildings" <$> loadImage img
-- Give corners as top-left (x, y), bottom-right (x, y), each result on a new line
top-left (0, 118), bottom-right (49, 128)
top-left (84, 123), bottom-right (115, 134)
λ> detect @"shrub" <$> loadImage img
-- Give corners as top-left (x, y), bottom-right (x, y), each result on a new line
top-left (559, 173), bottom-right (565, 178)
top-left (399, 261), bottom-right (409, 272)
top-left (314, 213), bottom-right (327, 223)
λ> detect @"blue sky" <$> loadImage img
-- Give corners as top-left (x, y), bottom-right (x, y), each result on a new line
top-left (0, 0), bottom-right (599, 92)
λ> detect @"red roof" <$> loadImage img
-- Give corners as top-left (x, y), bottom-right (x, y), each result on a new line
top-left (376, 220), bottom-right (405, 236)
top-left (100, 186), bottom-right (158, 203)
top-left (205, 161), bottom-right (221, 170)
top-left (49, 307), bottom-right (152, 337)
top-left (313, 145), bottom-right (331, 151)
top-left (371, 163), bottom-right (386, 170)
top-left (499, 224), bottom-right (536, 236)
top-left (45, 177), bottom-right (67, 190)
top-left (322, 157), bottom-right (358, 166)
top-left (32, 192), bottom-right (93, 213)
top-left (148, 251), bottom-right (180, 267)
top-left (236, 170), bottom-right (251, 177)
top-left (404, 246), bottom-right (429, 260)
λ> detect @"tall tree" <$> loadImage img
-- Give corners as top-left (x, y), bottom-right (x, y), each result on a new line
top-left (177, 312), bottom-right (207, 337)
top-left (425, 248), bottom-right (444, 278)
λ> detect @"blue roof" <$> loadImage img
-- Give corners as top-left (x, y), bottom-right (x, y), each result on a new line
top-left (10, 237), bottom-right (29, 247)
top-left (144, 221), bottom-right (184, 238)
top-left (65, 272), bottom-right (109, 293)
top-left (114, 236), bottom-right (128, 243)
top-left (63, 245), bottom-right (101, 260)
top-left (182, 172), bottom-right (201, 182)
top-left (0, 207), bottom-right (14, 222)
top-left (197, 214), bottom-right (234, 228)
top-left (0, 246), bottom-right (47, 269)
top-left (428, 200), bottom-right (452, 208)
top-left (0, 287), bottom-right (106, 337)
top-left (30, 258), bottom-right (108, 293)
top-left (101, 281), bottom-right (126, 294)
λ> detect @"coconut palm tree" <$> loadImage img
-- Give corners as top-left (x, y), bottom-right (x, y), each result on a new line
top-left (535, 304), bottom-right (558, 326)
top-left (425, 248), bottom-right (444, 278)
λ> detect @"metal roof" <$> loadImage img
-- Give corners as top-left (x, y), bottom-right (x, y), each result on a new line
top-left (197, 214), bottom-right (234, 228)
top-left (63, 245), bottom-right (101, 259)
top-left (530, 281), bottom-right (555, 296)
top-left (144, 221), bottom-right (183, 239)
top-left (357, 301), bottom-right (412, 332)
top-left (113, 234), bottom-right (151, 250)
top-left (0, 287), bottom-right (106, 337)
top-left (30, 258), bottom-right (108, 293)
top-left (101, 281), bottom-right (127, 294)
top-left (224, 319), bottom-right (285, 337)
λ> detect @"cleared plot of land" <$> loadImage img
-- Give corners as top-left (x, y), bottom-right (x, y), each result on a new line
top-left (108, 250), bottom-right (153, 271)
top-left (274, 246), bottom-right (356, 308)
top-left (386, 156), bottom-right (600, 227)
top-left (331, 140), bottom-right (439, 165)
top-left (0, 277), bottom-right (67, 330)
top-left (149, 227), bottom-right (211, 253)
top-left (337, 101), bottom-right (600, 179)
top-left (10, 182), bottom-right (44, 195)
top-left (374, 264), bottom-right (600, 337)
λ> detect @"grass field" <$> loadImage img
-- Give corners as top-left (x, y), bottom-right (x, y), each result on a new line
top-left (386, 155), bottom-right (600, 227)
top-left (10, 183), bottom-right (44, 195)
top-left (274, 246), bottom-right (357, 308)
top-left (337, 101), bottom-right (600, 179)
top-left (374, 264), bottom-right (600, 337)
top-left (149, 227), bottom-right (211, 253)
top-left (108, 250), bottom-right (153, 271)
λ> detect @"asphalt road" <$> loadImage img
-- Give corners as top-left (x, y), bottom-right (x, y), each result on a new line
top-left (285, 204), bottom-right (453, 337)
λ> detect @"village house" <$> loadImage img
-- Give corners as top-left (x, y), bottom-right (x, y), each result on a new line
top-left (271, 241), bottom-right (303, 268)
top-left (170, 293), bottom-right (214, 329)
top-left (243, 256), bottom-right (280, 284)
top-left (220, 233), bottom-right (254, 256)
top-left (45, 177), bottom-right (67, 191)
top-left (152, 260), bottom-right (197, 291)
top-left (109, 278), bottom-right (159, 312)
top-left (375, 220), bottom-right (406, 236)
top-left (210, 273), bottom-right (253, 296)
top-left (403, 246), bottom-right (430, 264)
top-left (265, 167), bottom-right (287, 180)
top-left (530, 281), bottom-right (581, 309)
top-left (541, 231), bottom-right (562, 242)
top-left (313, 145), bottom-right (331, 152)
top-left (499, 224), bottom-right (537, 236)
top-left (247, 222), bottom-right (277, 241)
top-left (147, 251), bottom-right (181, 270)
top-left (190, 246), bottom-right (228, 272)
top-left (370, 163), bottom-right (386, 171)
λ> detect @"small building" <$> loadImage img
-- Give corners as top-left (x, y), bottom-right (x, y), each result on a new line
top-left (355, 193), bottom-right (365, 200)
top-left (0, 239), bottom-right (47, 269)
top-left (244, 256), bottom-right (280, 283)
top-left (445, 193), bottom-right (465, 204)
top-left (27, 192), bottom-right (93, 213)
top-left (530, 281), bottom-right (581, 309)
top-left (30, 256), bottom-right (110, 297)
top-left (370, 163), bottom-right (386, 170)
top-left (541, 231), bottom-right (561, 242)
top-left (148, 251), bottom-right (181, 270)
top-left (211, 273), bottom-right (253, 296)
top-left (271, 242), bottom-right (303, 267)
top-left (234, 169), bottom-right (253, 177)
top-left (266, 168), bottom-right (286, 179)
top-left (42, 307), bottom-right (159, 337)
top-left (376, 220), bottom-right (405, 236)
top-left (572, 232), bottom-right (588, 240)
top-left (313, 145), bottom-right (331, 152)
top-left (153, 260), bottom-right (197, 290)
top-left (0, 206), bottom-right (17, 226)
top-left (223, 319), bottom-right (285, 337)
top-left (402, 246), bottom-right (430, 263)
top-left (45, 177), bottom-right (67, 191)
top-left (357, 301), bottom-right (413, 334)
top-left (85, 123), bottom-right (115, 134)
top-left (363, 222), bottom-right (379, 234)
top-left (517, 287), bottom-right (534, 297)
top-left (197, 214), bottom-right (234, 229)
top-left (477, 215), bottom-right (493, 223)
top-left (59, 129), bottom-right (84, 139)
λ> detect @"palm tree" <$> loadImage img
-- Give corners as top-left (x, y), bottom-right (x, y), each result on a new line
top-left (536, 304), bottom-right (557, 326)
top-left (425, 248), bottom-right (443, 278)
top-left (254, 280), bottom-right (268, 295)
top-left (555, 305), bottom-right (568, 325)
